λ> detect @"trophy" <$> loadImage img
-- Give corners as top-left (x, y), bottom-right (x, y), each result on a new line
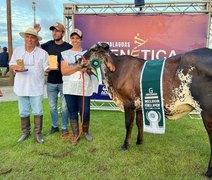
top-left (16, 59), bottom-right (27, 72)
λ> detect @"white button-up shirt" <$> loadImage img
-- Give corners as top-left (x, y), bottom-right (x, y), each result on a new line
top-left (9, 46), bottom-right (48, 96)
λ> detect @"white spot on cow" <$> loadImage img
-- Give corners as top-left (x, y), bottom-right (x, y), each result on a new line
top-left (165, 66), bottom-right (200, 119)
top-left (135, 98), bottom-right (141, 109)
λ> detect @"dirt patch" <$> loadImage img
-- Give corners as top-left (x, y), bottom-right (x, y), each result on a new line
top-left (88, 147), bottom-right (97, 153)
top-left (0, 168), bottom-right (12, 175)
top-left (38, 151), bottom-right (72, 158)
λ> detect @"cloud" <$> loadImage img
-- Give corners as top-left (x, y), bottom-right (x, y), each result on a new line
top-left (1, 0), bottom-right (133, 48)
top-left (0, 3), bottom-right (8, 48)
top-left (4, 0), bottom-right (205, 49)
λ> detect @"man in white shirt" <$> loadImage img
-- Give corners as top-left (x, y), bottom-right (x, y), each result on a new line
top-left (10, 27), bottom-right (49, 143)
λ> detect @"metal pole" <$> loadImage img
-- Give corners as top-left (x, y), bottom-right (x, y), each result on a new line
top-left (208, 0), bottom-right (212, 48)
top-left (7, 0), bottom-right (14, 86)
top-left (32, 0), bottom-right (36, 25)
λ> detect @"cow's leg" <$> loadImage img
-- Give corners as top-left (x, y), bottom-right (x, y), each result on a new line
top-left (201, 111), bottom-right (212, 177)
top-left (136, 109), bottom-right (143, 145)
top-left (119, 107), bottom-right (135, 151)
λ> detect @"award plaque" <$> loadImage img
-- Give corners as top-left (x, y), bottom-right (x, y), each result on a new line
top-left (48, 55), bottom-right (58, 70)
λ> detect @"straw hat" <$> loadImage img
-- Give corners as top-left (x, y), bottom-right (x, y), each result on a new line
top-left (19, 27), bottom-right (42, 41)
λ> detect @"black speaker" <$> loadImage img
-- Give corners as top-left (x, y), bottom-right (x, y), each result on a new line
top-left (135, 0), bottom-right (145, 7)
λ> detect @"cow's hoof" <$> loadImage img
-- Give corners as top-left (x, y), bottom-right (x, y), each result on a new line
top-left (118, 144), bottom-right (128, 151)
top-left (136, 140), bottom-right (142, 145)
top-left (204, 168), bottom-right (212, 178)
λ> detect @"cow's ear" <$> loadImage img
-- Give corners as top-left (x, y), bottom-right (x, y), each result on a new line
top-left (107, 61), bottom-right (116, 72)
top-left (101, 43), bottom-right (110, 50)
top-left (90, 44), bottom-right (98, 51)
top-left (105, 55), bottom-right (115, 72)
top-left (90, 44), bottom-right (97, 49)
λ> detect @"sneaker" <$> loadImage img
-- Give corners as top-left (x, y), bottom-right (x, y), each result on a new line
top-left (45, 126), bottom-right (59, 136)
top-left (62, 129), bottom-right (69, 138)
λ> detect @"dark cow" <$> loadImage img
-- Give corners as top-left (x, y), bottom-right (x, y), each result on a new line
top-left (84, 43), bottom-right (212, 177)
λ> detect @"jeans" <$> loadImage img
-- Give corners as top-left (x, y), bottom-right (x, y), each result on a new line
top-left (47, 83), bottom-right (69, 130)
top-left (18, 95), bottom-right (43, 117)
top-left (64, 94), bottom-right (90, 123)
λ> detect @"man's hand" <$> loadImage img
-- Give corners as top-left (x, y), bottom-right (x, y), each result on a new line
top-left (34, 24), bottom-right (41, 33)
top-left (45, 66), bottom-right (51, 73)
top-left (11, 65), bottom-right (24, 72)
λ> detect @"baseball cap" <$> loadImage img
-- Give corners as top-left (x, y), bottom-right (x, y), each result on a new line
top-left (49, 22), bottom-right (65, 32)
top-left (70, 28), bottom-right (83, 38)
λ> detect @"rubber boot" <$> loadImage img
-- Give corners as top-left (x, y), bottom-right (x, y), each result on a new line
top-left (17, 116), bottom-right (30, 143)
top-left (70, 119), bottom-right (79, 145)
top-left (34, 115), bottom-right (44, 143)
top-left (83, 121), bottom-right (93, 142)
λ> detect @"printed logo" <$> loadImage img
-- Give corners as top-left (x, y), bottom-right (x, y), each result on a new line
top-left (101, 85), bottom-right (109, 96)
top-left (148, 88), bottom-right (153, 94)
top-left (147, 110), bottom-right (159, 122)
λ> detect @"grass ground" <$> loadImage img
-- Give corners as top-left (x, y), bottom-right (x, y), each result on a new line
top-left (0, 99), bottom-right (209, 179)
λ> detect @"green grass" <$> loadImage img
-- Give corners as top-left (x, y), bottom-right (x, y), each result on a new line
top-left (0, 99), bottom-right (209, 179)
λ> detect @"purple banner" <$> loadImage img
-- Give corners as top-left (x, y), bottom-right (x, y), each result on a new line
top-left (74, 14), bottom-right (209, 100)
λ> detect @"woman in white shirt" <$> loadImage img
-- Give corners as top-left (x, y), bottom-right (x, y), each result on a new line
top-left (61, 28), bottom-right (98, 145)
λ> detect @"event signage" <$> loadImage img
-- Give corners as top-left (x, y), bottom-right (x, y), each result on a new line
top-left (74, 14), bottom-right (209, 100)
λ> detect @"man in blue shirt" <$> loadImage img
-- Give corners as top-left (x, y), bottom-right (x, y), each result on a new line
top-left (0, 47), bottom-right (9, 76)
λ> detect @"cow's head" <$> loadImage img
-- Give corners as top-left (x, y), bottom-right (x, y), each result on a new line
top-left (84, 42), bottom-right (116, 72)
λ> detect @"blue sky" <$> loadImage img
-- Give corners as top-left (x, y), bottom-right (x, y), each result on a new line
top-left (1, 0), bottom-right (136, 48)
top-left (0, 0), bottom-right (204, 49)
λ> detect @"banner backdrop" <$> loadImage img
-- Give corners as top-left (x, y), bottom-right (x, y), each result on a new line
top-left (74, 14), bottom-right (209, 100)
